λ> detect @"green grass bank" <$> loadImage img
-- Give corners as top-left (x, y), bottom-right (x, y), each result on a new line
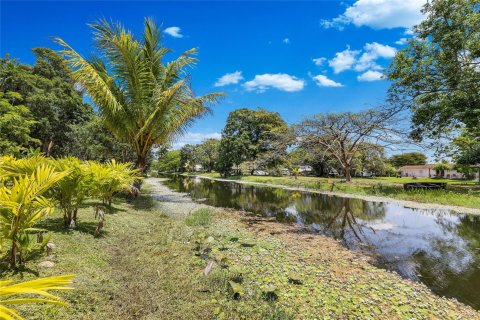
top-left (3, 180), bottom-right (478, 319)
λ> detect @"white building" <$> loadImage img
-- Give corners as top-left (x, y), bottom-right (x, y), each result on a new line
top-left (399, 164), bottom-right (475, 179)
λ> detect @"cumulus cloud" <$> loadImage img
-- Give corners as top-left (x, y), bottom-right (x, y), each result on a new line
top-left (312, 74), bottom-right (344, 87)
top-left (328, 47), bottom-right (360, 74)
top-left (355, 42), bottom-right (397, 71)
top-left (172, 132), bottom-right (221, 149)
top-left (164, 26), bottom-right (183, 38)
top-left (395, 38), bottom-right (409, 45)
top-left (357, 70), bottom-right (384, 81)
top-left (321, 0), bottom-right (425, 30)
top-left (312, 57), bottom-right (327, 66)
top-left (328, 42), bottom-right (396, 73)
top-left (283, 38), bottom-right (290, 44)
top-left (404, 28), bottom-right (415, 36)
top-left (214, 71), bottom-right (244, 87)
top-left (244, 73), bottom-right (305, 92)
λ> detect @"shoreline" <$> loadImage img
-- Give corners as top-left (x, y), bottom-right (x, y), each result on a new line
top-left (147, 177), bottom-right (480, 318)
top-left (180, 174), bottom-right (480, 215)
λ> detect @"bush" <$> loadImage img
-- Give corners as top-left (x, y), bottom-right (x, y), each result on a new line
top-left (185, 208), bottom-right (212, 226)
top-left (0, 164), bottom-right (68, 267)
top-left (0, 154), bottom-right (142, 267)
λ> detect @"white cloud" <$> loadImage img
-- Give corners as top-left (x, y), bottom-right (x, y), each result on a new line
top-left (172, 132), bottom-right (221, 149)
top-left (164, 26), bottom-right (183, 38)
top-left (283, 38), bottom-right (290, 44)
top-left (395, 38), bottom-right (409, 45)
top-left (404, 28), bottom-right (415, 35)
top-left (244, 73), bottom-right (305, 92)
top-left (328, 42), bottom-right (396, 73)
top-left (357, 70), bottom-right (384, 81)
top-left (312, 74), bottom-right (344, 87)
top-left (329, 47), bottom-right (360, 74)
top-left (312, 57), bottom-right (327, 66)
top-left (321, 0), bottom-right (426, 30)
top-left (355, 42), bottom-right (397, 71)
top-left (214, 71), bottom-right (244, 87)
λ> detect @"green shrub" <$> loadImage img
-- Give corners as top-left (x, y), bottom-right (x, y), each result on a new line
top-left (185, 208), bottom-right (212, 226)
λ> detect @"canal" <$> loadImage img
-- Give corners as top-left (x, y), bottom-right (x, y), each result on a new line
top-left (162, 175), bottom-right (480, 309)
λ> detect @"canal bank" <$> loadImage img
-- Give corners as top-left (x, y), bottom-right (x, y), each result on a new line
top-left (161, 175), bottom-right (480, 311)
top-left (150, 177), bottom-right (479, 318)
top-left (184, 174), bottom-right (480, 215)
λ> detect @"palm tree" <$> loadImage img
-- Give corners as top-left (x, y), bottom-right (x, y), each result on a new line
top-left (0, 164), bottom-right (69, 267)
top-left (56, 18), bottom-right (223, 185)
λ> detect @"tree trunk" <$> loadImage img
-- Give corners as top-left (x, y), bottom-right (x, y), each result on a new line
top-left (10, 240), bottom-right (17, 268)
top-left (134, 154), bottom-right (148, 190)
top-left (344, 164), bottom-right (352, 182)
top-left (42, 140), bottom-right (54, 157)
top-left (63, 208), bottom-right (77, 229)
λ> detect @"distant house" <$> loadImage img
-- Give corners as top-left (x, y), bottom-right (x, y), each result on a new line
top-left (399, 164), bottom-right (472, 179)
top-left (298, 165), bottom-right (313, 173)
top-left (194, 164), bottom-right (203, 172)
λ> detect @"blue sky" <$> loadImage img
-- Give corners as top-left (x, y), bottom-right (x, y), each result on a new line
top-left (1, 0), bottom-right (426, 149)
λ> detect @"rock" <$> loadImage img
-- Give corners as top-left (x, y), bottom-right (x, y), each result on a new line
top-left (38, 261), bottom-right (55, 268)
top-left (46, 241), bottom-right (57, 249)
top-left (46, 242), bottom-right (57, 256)
top-left (204, 261), bottom-right (215, 276)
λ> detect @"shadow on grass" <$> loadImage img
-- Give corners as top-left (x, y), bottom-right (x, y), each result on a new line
top-left (0, 261), bottom-right (40, 277)
top-left (86, 199), bottom-right (128, 215)
top-left (36, 217), bottom-right (107, 237)
top-left (128, 193), bottom-right (157, 211)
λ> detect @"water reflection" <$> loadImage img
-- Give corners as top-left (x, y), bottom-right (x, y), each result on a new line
top-left (162, 175), bottom-right (480, 309)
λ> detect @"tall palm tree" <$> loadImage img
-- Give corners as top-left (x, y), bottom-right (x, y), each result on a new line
top-left (56, 18), bottom-right (223, 183)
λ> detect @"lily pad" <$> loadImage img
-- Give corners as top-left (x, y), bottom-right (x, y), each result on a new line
top-left (228, 281), bottom-right (244, 300)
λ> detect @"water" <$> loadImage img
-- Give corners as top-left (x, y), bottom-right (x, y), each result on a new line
top-left (162, 175), bottom-right (480, 310)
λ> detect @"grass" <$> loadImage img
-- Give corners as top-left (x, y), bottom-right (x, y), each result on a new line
top-left (2, 182), bottom-right (478, 319)
top-left (196, 172), bottom-right (480, 209)
top-left (4, 193), bottom-right (216, 319)
top-left (185, 208), bottom-right (212, 226)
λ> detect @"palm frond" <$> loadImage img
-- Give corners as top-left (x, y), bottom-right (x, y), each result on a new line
top-left (0, 275), bottom-right (74, 320)
top-left (55, 38), bottom-right (124, 114)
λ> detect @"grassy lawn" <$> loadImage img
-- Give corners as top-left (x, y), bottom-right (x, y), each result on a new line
top-left (2, 181), bottom-right (478, 319)
top-left (196, 172), bottom-right (480, 209)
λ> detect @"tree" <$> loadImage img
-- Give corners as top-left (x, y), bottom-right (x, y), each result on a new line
top-left (50, 157), bottom-right (92, 228)
top-left (295, 110), bottom-right (398, 182)
top-left (196, 138), bottom-right (220, 172)
top-left (217, 108), bottom-right (290, 176)
top-left (452, 129), bottom-right (480, 182)
top-left (57, 18), bottom-right (223, 182)
top-left (352, 144), bottom-right (388, 177)
top-left (0, 91), bottom-right (38, 156)
top-left (389, 152), bottom-right (427, 167)
top-left (0, 49), bottom-right (91, 156)
top-left (179, 144), bottom-right (198, 172)
top-left (87, 160), bottom-right (140, 207)
top-left (64, 114), bottom-right (135, 162)
top-left (387, 0), bottom-right (480, 140)
top-left (151, 149), bottom-right (181, 173)
top-left (287, 146), bottom-right (338, 177)
top-left (433, 160), bottom-right (452, 177)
